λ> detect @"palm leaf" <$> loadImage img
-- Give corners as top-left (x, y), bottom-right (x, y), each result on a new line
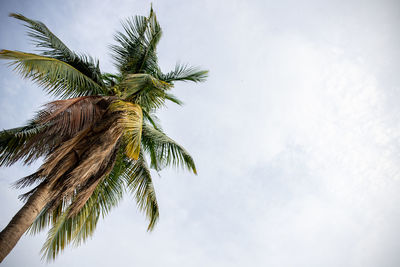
top-left (36, 96), bottom-right (108, 136)
top-left (0, 122), bottom-right (47, 166)
top-left (164, 92), bottom-right (183, 105)
top-left (120, 73), bottom-right (171, 109)
top-left (102, 72), bottom-right (122, 89)
top-left (0, 96), bottom-right (110, 168)
top-left (123, 150), bottom-right (159, 231)
top-left (141, 123), bottom-right (197, 174)
top-left (142, 110), bottom-right (162, 130)
top-left (110, 100), bottom-right (143, 160)
top-left (158, 63), bottom-right (208, 83)
top-left (110, 15), bottom-right (148, 73)
top-left (120, 73), bottom-right (170, 95)
top-left (9, 13), bottom-right (105, 87)
top-left (0, 50), bottom-right (103, 98)
top-left (110, 7), bottom-right (161, 75)
top-left (119, 73), bottom-right (172, 112)
top-left (136, 7), bottom-right (162, 73)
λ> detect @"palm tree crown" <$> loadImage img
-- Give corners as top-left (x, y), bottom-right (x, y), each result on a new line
top-left (0, 7), bottom-right (207, 260)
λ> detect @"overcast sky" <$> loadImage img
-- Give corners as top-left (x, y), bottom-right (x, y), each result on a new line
top-left (1, 0), bottom-right (400, 266)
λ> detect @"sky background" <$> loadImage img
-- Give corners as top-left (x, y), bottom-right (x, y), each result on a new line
top-left (1, 0), bottom-right (400, 266)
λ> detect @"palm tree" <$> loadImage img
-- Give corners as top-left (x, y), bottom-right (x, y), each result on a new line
top-left (0, 7), bottom-right (207, 262)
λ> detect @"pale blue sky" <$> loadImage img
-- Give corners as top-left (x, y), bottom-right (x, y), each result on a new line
top-left (1, 0), bottom-right (400, 266)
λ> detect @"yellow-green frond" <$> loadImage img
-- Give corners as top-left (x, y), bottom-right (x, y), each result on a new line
top-left (110, 100), bottom-right (143, 160)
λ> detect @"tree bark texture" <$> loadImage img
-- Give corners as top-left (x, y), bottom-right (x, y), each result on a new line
top-left (0, 182), bottom-right (51, 262)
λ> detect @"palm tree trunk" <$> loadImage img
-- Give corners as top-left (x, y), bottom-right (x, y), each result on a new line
top-left (0, 182), bottom-right (51, 262)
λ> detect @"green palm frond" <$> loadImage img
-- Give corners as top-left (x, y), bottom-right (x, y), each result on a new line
top-left (141, 123), bottom-right (197, 174)
top-left (143, 110), bottom-right (162, 130)
top-left (123, 150), bottom-right (159, 231)
top-left (119, 73), bottom-right (172, 110)
top-left (158, 63), bottom-right (208, 83)
top-left (111, 7), bottom-right (161, 75)
top-left (0, 50), bottom-right (104, 98)
top-left (137, 7), bottom-right (162, 74)
top-left (164, 92), bottom-right (183, 105)
top-left (9, 13), bottom-right (105, 87)
top-left (40, 206), bottom-right (71, 261)
top-left (9, 13), bottom-right (73, 60)
top-left (28, 202), bottom-right (62, 236)
top-left (39, 188), bottom-right (113, 261)
top-left (120, 73), bottom-right (171, 96)
top-left (66, 54), bottom-right (104, 88)
top-left (0, 122), bottom-right (46, 166)
top-left (110, 15), bottom-right (148, 73)
top-left (102, 72), bottom-right (122, 89)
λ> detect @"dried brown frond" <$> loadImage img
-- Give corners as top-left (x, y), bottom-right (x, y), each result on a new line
top-left (2, 96), bottom-right (116, 168)
top-left (36, 96), bottom-right (109, 137)
top-left (20, 107), bottom-right (126, 217)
